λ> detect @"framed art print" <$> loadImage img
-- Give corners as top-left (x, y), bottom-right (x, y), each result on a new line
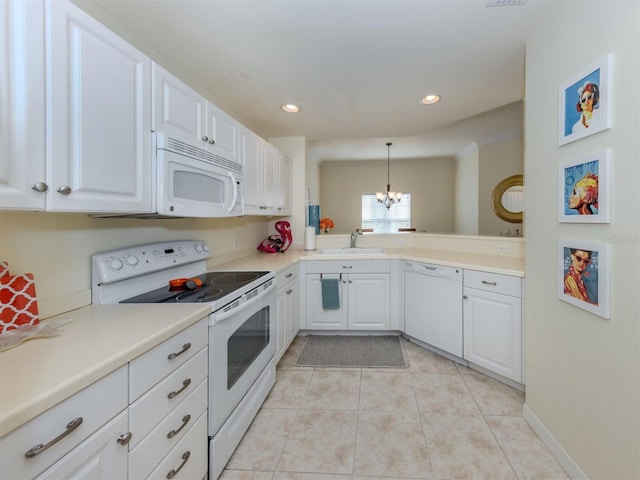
top-left (559, 150), bottom-right (610, 223)
top-left (558, 54), bottom-right (611, 146)
top-left (558, 239), bottom-right (610, 319)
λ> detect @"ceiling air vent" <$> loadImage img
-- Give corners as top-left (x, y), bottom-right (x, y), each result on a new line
top-left (486, 0), bottom-right (527, 6)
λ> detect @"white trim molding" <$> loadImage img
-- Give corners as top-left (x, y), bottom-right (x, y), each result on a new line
top-left (522, 404), bottom-right (588, 480)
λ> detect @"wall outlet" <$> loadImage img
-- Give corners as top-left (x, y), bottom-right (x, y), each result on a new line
top-left (497, 244), bottom-right (511, 254)
top-left (394, 238), bottom-right (406, 246)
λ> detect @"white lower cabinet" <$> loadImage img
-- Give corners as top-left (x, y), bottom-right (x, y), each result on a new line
top-left (305, 260), bottom-right (391, 330)
top-left (36, 410), bottom-right (129, 480)
top-left (276, 264), bottom-right (300, 360)
top-left (463, 270), bottom-right (523, 383)
top-left (0, 318), bottom-right (209, 480)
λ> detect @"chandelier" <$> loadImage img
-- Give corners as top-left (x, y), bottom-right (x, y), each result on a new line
top-left (376, 142), bottom-right (402, 209)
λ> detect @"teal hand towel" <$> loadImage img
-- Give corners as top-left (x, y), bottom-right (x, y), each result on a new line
top-left (321, 278), bottom-right (340, 310)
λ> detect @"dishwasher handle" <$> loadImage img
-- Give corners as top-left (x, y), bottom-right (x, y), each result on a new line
top-left (404, 261), bottom-right (462, 281)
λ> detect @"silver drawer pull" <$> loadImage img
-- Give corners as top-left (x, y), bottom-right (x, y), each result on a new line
top-left (167, 343), bottom-right (191, 360)
top-left (167, 451), bottom-right (191, 479)
top-left (342, 265), bottom-right (353, 269)
top-left (25, 417), bottom-right (83, 458)
top-left (167, 414), bottom-right (192, 439)
top-left (168, 378), bottom-right (191, 399)
top-left (285, 273), bottom-right (293, 278)
top-left (481, 280), bottom-right (497, 286)
top-left (424, 266), bottom-right (437, 270)
top-left (117, 432), bottom-right (132, 446)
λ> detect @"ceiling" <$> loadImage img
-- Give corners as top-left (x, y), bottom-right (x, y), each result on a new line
top-left (75, 0), bottom-right (558, 160)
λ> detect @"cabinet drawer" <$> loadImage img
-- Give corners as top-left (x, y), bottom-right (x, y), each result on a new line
top-left (464, 270), bottom-right (522, 297)
top-left (129, 317), bottom-right (208, 402)
top-left (276, 264), bottom-right (298, 285)
top-left (146, 411), bottom-right (208, 480)
top-left (305, 260), bottom-right (390, 274)
top-left (129, 347), bottom-right (207, 447)
top-left (0, 365), bottom-right (127, 480)
top-left (128, 379), bottom-right (207, 479)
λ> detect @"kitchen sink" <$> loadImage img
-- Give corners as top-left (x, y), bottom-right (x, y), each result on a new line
top-left (315, 248), bottom-right (386, 255)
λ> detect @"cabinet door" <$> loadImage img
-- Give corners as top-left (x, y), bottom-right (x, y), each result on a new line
top-left (287, 281), bottom-right (299, 343)
top-left (0, 0), bottom-right (46, 209)
top-left (348, 274), bottom-right (390, 330)
top-left (277, 152), bottom-right (293, 216)
top-left (36, 410), bottom-right (128, 480)
top-left (205, 102), bottom-right (240, 163)
top-left (463, 288), bottom-right (522, 383)
top-left (276, 285), bottom-right (289, 360)
top-left (305, 274), bottom-right (347, 329)
top-left (241, 126), bottom-right (263, 215)
top-left (47, 0), bottom-right (151, 213)
top-left (261, 140), bottom-right (278, 214)
top-left (152, 63), bottom-right (206, 143)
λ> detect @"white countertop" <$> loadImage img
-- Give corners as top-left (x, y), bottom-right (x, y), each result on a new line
top-left (214, 247), bottom-right (525, 277)
top-left (0, 304), bottom-right (210, 437)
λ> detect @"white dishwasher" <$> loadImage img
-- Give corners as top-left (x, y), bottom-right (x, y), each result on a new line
top-left (404, 261), bottom-right (463, 358)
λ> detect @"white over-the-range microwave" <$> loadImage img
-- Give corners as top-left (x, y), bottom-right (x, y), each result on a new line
top-left (100, 132), bottom-right (244, 218)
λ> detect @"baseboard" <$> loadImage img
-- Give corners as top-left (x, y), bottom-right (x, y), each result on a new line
top-left (522, 404), bottom-right (588, 480)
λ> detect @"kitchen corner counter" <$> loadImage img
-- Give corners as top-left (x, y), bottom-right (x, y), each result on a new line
top-left (213, 247), bottom-right (524, 277)
top-left (0, 303), bottom-right (210, 437)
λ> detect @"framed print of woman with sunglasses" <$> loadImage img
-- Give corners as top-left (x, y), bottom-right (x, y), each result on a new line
top-left (558, 239), bottom-right (610, 318)
top-left (558, 54), bottom-right (611, 146)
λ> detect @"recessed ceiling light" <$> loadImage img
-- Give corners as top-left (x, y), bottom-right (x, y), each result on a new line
top-left (420, 95), bottom-right (441, 105)
top-left (281, 104), bottom-right (300, 113)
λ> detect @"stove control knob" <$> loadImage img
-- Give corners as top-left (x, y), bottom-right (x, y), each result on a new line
top-left (109, 258), bottom-right (124, 271)
top-left (126, 255), bottom-right (138, 267)
top-left (195, 244), bottom-right (203, 253)
top-left (203, 244), bottom-right (209, 252)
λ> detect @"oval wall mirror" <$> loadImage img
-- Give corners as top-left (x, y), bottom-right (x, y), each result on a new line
top-left (491, 174), bottom-right (524, 223)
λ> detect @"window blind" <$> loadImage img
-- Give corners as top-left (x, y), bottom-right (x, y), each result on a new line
top-left (361, 194), bottom-right (411, 233)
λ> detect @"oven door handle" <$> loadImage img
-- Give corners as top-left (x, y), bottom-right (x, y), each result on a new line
top-left (214, 280), bottom-right (275, 323)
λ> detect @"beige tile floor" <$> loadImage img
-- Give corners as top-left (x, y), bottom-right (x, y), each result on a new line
top-left (220, 336), bottom-right (569, 480)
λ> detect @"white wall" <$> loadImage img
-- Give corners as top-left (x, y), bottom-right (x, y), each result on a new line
top-left (0, 212), bottom-right (271, 318)
top-left (320, 157), bottom-right (455, 234)
top-left (454, 142), bottom-right (479, 234)
top-left (478, 135), bottom-right (523, 236)
top-left (524, 2), bottom-right (640, 478)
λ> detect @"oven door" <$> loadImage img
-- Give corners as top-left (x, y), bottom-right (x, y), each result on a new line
top-left (208, 286), bottom-right (276, 435)
top-left (156, 146), bottom-right (243, 218)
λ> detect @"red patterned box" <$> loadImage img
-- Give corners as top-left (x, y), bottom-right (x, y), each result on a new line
top-left (0, 263), bottom-right (40, 333)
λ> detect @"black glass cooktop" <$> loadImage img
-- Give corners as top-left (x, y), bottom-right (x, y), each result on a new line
top-left (120, 271), bottom-right (270, 304)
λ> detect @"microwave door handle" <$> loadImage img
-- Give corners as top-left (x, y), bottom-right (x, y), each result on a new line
top-left (226, 172), bottom-right (238, 213)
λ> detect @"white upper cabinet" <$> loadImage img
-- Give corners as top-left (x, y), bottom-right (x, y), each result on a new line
top-left (241, 127), bottom-right (279, 216)
top-left (0, 0), bottom-right (46, 209)
top-left (152, 63), bottom-right (240, 165)
top-left (46, 0), bottom-right (152, 213)
top-left (205, 102), bottom-right (240, 165)
top-left (152, 63), bottom-right (206, 142)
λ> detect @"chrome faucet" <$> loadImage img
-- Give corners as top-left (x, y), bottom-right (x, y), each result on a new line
top-left (350, 229), bottom-right (363, 248)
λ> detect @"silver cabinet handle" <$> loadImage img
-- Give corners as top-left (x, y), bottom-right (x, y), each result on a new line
top-left (31, 182), bottom-right (48, 193)
top-left (463, 295), bottom-right (468, 300)
top-left (285, 273), bottom-right (293, 278)
top-left (481, 280), bottom-right (497, 286)
top-left (201, 136), bottom-right (209, 142)
top-left (167, 451), bottom-right (191, 479)
top-left (168, 378), bottom-right (191, 399)
top-left (424, 266), bottom-right (437, 271)
top-left (286, 288), bottom-right (293, 294)
top-left (342, 265), bottom-right (353, 269)
top-left (25, 417), bottom-right (83, 458)
top-left (167, 414), bottom-right (191, 439)
top-left (167, 343), bottom-right (191, 360)
top-left (57, 185), bottom-right (72, 195)
top-left (117, 432), bottom-right (132, 446)
top-left (208, 139), bottom-right (215, 145)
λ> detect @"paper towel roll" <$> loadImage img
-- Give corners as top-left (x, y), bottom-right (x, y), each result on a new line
top-left (304, 226), bottom-right (316, 251)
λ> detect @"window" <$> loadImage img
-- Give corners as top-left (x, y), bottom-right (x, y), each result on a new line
top-left (361, 194), bottom-right (411, 233)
